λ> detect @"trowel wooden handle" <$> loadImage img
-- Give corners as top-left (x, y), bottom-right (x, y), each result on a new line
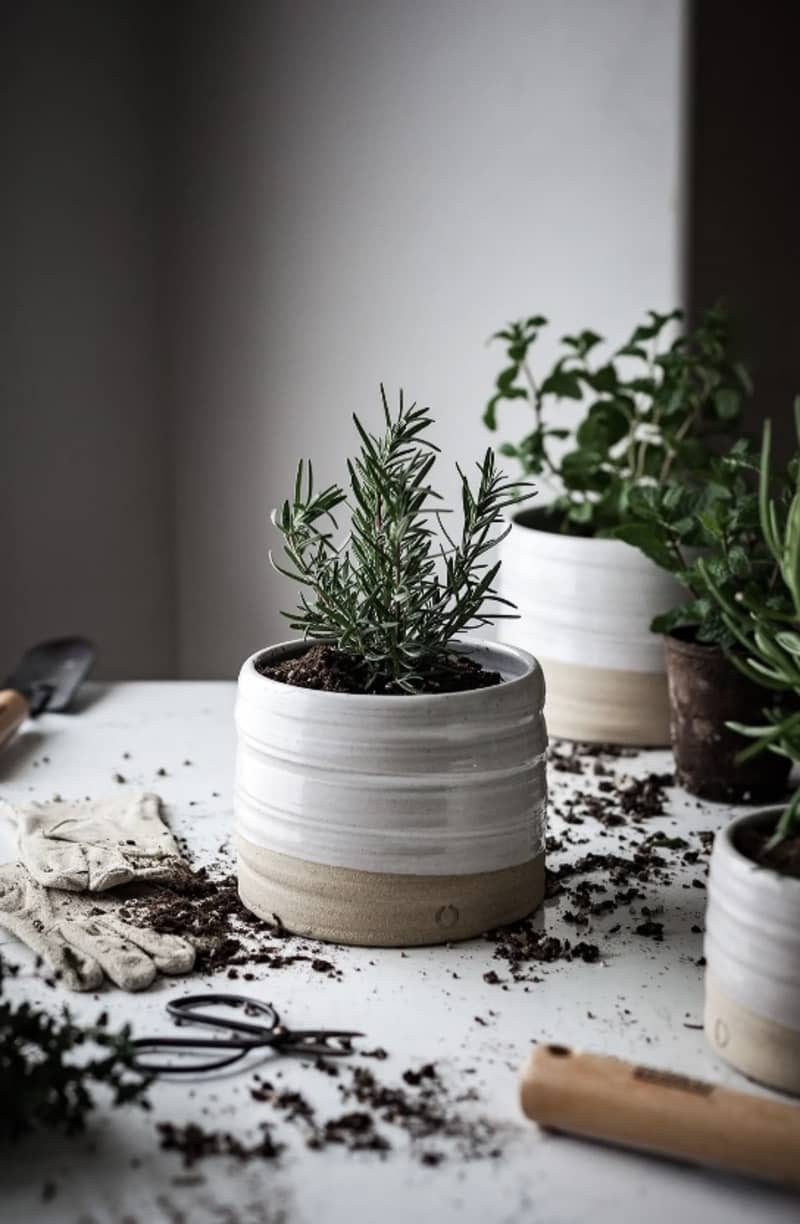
top-left (0, 689), bottom-right (30, 749)
top-left (520, 1043), bottom-right (800, 1188)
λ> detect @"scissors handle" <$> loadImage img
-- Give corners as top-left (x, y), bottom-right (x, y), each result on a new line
top-left (131, 993), bottom-right (365, 1074)
top-left (129, 1036), bottom-right (260, 1074)
top-left (167, 993), bottom-right (280, 1037)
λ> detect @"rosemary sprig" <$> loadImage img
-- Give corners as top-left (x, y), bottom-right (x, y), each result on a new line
top-left (270, 388), bottom-right (532, 692)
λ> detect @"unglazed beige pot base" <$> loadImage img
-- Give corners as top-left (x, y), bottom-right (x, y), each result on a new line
top-left (705, 973), bottom-right (800, 1096)
top-left (236, 835), bottom-right (545, 947)
top-left (539, 657), bottom-right (671, 747)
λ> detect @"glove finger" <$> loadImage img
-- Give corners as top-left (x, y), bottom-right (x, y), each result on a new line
top-left (100, 914), bottom-right (196, 975)
top-left (61, 919), bottom-right (157, 992)
top-left (51, 938), bottom-right (105, 992)
top-left (0, 900), bottom-right (103, 990)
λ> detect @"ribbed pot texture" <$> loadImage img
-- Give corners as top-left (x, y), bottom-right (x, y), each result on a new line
top-left (704, 809), bottom-right (800, 1094)
top-left (497, 511), bottom-right (685, 745)
top-left (664, 634), bottom-right (792, 802)
top-left (234, 639), bottom-right (547, 946)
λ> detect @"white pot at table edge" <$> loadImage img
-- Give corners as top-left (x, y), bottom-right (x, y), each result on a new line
top-left (497, 507), bottom-right (685, 746)
top-left (704, 807), bottom-right (800, 1095)
top-left (233, 637), bottom-right (548, 947)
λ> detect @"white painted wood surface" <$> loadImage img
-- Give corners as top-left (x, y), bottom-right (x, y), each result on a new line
top-left (0, 683), bottom-right (796, 1224)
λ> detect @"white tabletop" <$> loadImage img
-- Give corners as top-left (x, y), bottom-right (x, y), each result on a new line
top-left (1, 683), bottom-right (797, 1224)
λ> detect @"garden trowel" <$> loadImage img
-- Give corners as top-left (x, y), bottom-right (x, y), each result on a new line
top-left (0, 637), bottom-right (96, 750)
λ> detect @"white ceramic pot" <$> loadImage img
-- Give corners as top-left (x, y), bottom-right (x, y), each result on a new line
top-left (234, 638), bottom-right (547, 946)
top-left (497, 510), bottom-right (685, 745)
top-left (704, 809), bottom-right (800, 1094)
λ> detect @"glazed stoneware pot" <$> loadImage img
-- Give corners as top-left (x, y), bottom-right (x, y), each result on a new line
top-left (497, 509), bottom-right (685, 745)
top-left (664, 634), bottom-right (791, 802)
top-left (704, 809), bottom-right (800, 1095)
top-left (234, 639), bottom-right (547, 946)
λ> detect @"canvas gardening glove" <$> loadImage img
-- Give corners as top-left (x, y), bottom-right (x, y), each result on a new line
top-left (1, 791), bottom-right (184, 892)
top-left (0, 791), bottom-right (195, 990)
top-left (0, 862), bottom-right (195, 990)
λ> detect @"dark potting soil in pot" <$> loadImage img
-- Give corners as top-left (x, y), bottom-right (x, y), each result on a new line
top-left (736, 822), bottom-right (800, 880)
top-left (664, 632), bottom-right (792, 803)
top-left (256, 643), bottom-right (502, 695)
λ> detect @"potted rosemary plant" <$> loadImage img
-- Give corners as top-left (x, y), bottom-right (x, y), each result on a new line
top-left (700, 408), bottom-right (800, 1092)
top-left (614, 435), bottom-right (793, 801)
top-left (234, 391), bottom-right (547, 946)
top-left (484, 304), bottom-right (749, 745)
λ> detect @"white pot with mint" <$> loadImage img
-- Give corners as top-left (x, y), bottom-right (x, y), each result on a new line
top-left (497, 510), bottom-right (683, 745)
top-left (483, 306), bottom-right (750, 745)
top-left (234, 392), bottom-right (547, 946)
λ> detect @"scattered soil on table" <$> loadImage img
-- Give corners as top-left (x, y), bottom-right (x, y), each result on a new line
top-left (254, 1060), bottom-right (500, 1165)
top-left (484, 919), bottom-right (600, 984)
top-left (256, 644), bottom-right (501, 695)
top-left (158, 1121), bottom-right (282, 1167)
top-left (736, 824), bottom-right (800, 880)
top-left (159, 1059), bottom-right (502, 1169)
top-left (117, 866), bottom-right (343, 979)
top-left (483, 741), bottom-right (714, 979)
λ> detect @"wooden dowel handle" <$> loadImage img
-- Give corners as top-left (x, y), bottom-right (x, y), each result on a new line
top-left (0, 689), bottom-right (30, 749)
top-left (520, 1043), bottom-right (800, 1189)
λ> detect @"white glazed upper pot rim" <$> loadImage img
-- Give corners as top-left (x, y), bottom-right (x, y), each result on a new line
top-left (239, 637), bottom-right (543, 709)
top-left (506, 504), bottom-right (655, 570)
top-left (715, 806), bottom-right (800, 893)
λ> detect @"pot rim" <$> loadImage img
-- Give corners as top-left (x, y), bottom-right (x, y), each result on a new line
top-left (662, 632), bottom-right (726, 660)
top-left (505, 507), bottom-right (668, 569)
top-left (716, 806), bottom-right (800, 890)
top-left (239, 636), bottom-right (542, 707)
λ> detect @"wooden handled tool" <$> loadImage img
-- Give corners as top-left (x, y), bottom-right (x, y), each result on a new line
top-left (520, 1043), bottom-right (800, 1189)
top-left (0, 637), bottom-right (95, 752)
top-left (0, 690), bottom-right (30, 749)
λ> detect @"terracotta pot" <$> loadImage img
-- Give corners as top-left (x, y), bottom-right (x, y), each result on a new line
top-left (497, 508), bottom-right (685, 745)
top-left (234, 638), bottom-right (547, 946)
top-left (664, 634), bottom-right (791, 802)
top-left (705, 808), bottom-right (800, 1095)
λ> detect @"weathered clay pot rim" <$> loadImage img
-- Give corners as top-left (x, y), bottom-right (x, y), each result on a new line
top-left (723, 807), bottom-right (800, 885)
top-left (245, 636), bottom-right (542, 707)
top-left (662, 632), bottom-right (727, 661)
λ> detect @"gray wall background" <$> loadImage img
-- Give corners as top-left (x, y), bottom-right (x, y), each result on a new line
top-left (4, 0), bottom-right (794, 681)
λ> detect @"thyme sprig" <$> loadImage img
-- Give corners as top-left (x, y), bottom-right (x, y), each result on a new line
top-left (0, 954), bottom-right (150, 1141)
top-left (270, 388), bottom-right (532, 692)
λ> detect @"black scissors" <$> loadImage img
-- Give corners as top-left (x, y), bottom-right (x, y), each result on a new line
top-left (130, 993), bottom-right (364, 1075)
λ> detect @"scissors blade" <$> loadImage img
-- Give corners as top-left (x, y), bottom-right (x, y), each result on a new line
top-left (282, 1029), bottom-right (365, 1040)
top-left (277, 1029), bottom-right (365, 1056)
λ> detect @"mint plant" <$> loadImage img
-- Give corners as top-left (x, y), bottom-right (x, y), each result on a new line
top-left (611, 436), bottom-right (793, 647)
top-left (270, 389), bottom-right (530, 693)
top-left (484, 303), bottom-right (750, 534)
